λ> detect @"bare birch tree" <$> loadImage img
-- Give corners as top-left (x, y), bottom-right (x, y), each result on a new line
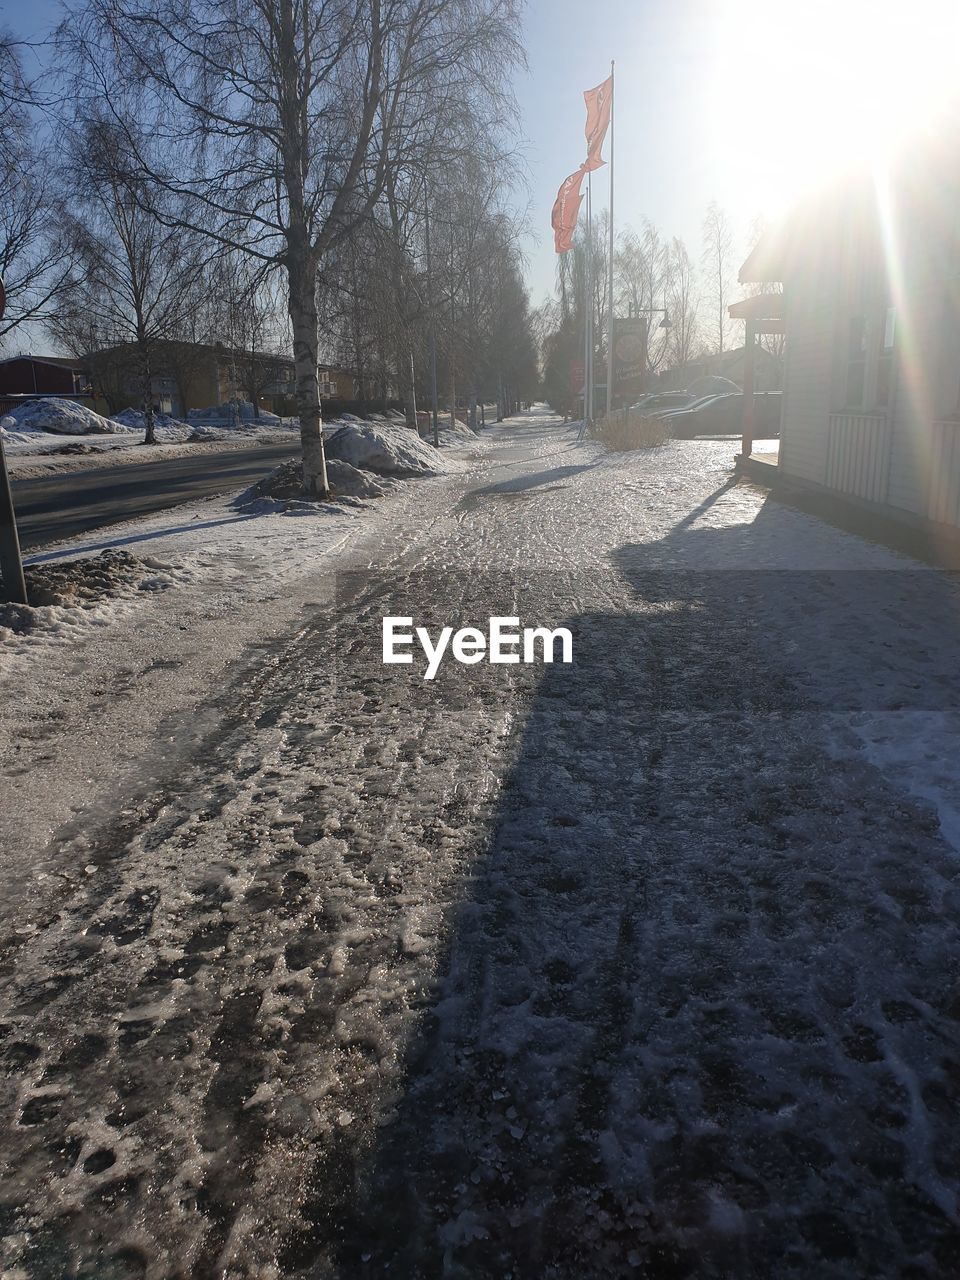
top-left (62, 0), bottom-right (524, 494)
top-left (0, 32), bottom-right (72, 344)
top-left (665, 237), bottom-right (701, 374)
top-left (701, 200), bottom-right (734, 355)
top-left (50, 120), bottom-right (210, 442)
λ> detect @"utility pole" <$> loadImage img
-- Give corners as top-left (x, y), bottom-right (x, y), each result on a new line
top-left (0, 278), bottom-right (27, 605)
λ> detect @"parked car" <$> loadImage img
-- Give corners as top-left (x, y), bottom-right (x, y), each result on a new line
top-left (666, 391), bottom-right (782, 438)
top-left (635, 391), bottom-right (696, 417)
top-left (655, 393), bottom-right (728, 422)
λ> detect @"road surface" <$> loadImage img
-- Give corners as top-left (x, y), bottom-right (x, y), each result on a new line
top-left (2, 414), bottom-right (960, 1278)
top-left (11, 441), bottom-right (301, 549)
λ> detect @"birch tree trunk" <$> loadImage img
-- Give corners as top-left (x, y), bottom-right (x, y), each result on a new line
top-left (141, 347), bottom-right (156, 444)
top-left (288, 263), bottom-right (327, 496)
top-left (401, 345), bottom-right (417, 427)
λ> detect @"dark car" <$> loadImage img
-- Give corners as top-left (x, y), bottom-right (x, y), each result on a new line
top-left (667, 391), bottom-right (782, 438)
top-left (635, 391), bottom-right (696, 417)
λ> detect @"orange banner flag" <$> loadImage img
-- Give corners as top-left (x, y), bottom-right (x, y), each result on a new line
top-left (551, 165), bottom-right (587, 253)
top-left (583, 74), bottom-right (613, 172)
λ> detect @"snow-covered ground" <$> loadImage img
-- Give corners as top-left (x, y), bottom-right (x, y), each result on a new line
top-left (1, 409), bottom-right (959, 1278)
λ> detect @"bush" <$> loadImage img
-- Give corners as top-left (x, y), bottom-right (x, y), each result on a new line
top-left (589, 410), bottom-right (668, 452)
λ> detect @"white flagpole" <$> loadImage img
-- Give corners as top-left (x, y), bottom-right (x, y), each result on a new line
top-left (587, 170), bottom-right (593, 423)
top-left (606, 60), bottom-right (615, 418)
top-left (582, 180), bottom-right (590, 424)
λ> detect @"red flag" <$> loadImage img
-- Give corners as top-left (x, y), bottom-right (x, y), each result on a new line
top-left (551, 165), bottom-right (586, 253)
top-left (583, 74), bottom-right (613, 172)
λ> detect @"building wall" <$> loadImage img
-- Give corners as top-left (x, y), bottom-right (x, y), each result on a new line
top-left (779, 245), bottom-right (844, 485)
top-left (0, 358), bottom-right (84, 397)
top-left (778, 191), bottom-right (960, 530)
top-left (319, 368), bottom-right (356, 399)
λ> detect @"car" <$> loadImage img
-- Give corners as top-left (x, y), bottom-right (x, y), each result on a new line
top-left (634, 391), bottom-right (696, 417)
top-left (666, 391), bottom-right (782, 438)
top-left (654, 392), bottom-right (728, 421)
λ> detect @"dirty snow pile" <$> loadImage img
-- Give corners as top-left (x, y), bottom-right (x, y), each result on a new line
top-left (0, 398), bottom-right (133, 439)
top-left (430, 418), bottom-right (479, 447)
top-left (0, 549), bottom-right (190, 656)
top-left (325, 418), bottom-right (454, 475)
top-left (243, 456), bottom-right (389, 508)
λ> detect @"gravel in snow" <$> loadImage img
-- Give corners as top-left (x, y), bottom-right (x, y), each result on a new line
top-left (1, 410), bottom-right (959, 1277)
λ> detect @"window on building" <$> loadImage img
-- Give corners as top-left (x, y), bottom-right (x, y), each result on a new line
top-left (876, 306), bottom-right (896, 407)
top-left (846, 315), bottom-right (868, 407)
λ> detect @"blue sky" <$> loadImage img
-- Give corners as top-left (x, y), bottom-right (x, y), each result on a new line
top-left (4, 0), bottom-right (760, 309)
top-left (11, 0), bottom-right (952, 316)
top-left (518, 0), bottom-right (756, 305)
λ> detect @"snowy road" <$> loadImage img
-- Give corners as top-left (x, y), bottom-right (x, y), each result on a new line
top-left (12, 441), bottom-right (302, 548)
top-left (2, 411), bottom-right (960, 1278)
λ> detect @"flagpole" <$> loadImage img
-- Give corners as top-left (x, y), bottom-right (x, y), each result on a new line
top-left (583, 198), bottom-right (590, 425)
top-left (587, 170), bottom-right (593, 424)
top-left (606, 59), bottom-right (615, 418)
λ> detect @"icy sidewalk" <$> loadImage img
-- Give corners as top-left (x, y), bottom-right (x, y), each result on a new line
top-left (1, 413), bottom-right (960, 1278)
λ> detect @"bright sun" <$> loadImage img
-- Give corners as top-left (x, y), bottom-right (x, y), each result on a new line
top-left (713, 0), bottom-right (960, 217)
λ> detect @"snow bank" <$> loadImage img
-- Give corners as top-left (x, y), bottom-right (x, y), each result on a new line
top-left (430, 419), bottom-right (478, 448)
top-left (0, 549), bottom-right (189, 651)
top-left (242, 457), bottom-right (388, 506)
top-left (326, 459), bottom-right (388, 498)
top-left (187, 401), bottom-right (283, 427)
top-left (325, 418), bottom-right (450, 476)
top-left (0, 398), bottom-right (133, 437)
top-left (110, 408), bottom-right (201, 442)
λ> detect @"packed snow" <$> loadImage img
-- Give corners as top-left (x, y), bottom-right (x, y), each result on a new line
top-left (325, 417), bottom-right (459, 475)
top-left (188, 400), bottom-right (285, 426)
top-left (0, 397), bottom-right (133, 437)
top-left (1, 410), bottom-right (960, 1277)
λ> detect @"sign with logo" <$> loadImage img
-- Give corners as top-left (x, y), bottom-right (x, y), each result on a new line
top-left (569, 358), bottom-right (585, 396)
top-left (614, 317), bottom-right (648, 394)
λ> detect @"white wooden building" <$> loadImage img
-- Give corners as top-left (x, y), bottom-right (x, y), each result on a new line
top-left (739, 132), bottom-right (960, 532)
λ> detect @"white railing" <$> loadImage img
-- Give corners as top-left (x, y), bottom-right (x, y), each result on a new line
top-left (926, 419), bottom-right (960, 527)
top-left (826, 413), bottom-right (891, 504)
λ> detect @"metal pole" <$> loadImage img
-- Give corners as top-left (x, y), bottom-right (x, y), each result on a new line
top-left (587, 170), bottom-right (594, 424)
top-left (409, 350), bottom-right (418, 428)
top-left (606, 60), bottom-right (615, 418)
top-left (424, 198), bottom-right (440, 447)
top-left (582, 204), bottom-right (590, 424)
top-left (0, 432), bottom-right (27, 605)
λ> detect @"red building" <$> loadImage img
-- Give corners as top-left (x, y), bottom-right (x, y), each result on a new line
top-left (0, 356), bottom-right (90, 398)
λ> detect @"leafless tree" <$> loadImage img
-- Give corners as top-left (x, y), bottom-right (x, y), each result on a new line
top-left (664, 237), bottom-right (701, 375)
top-left (62, 0), bottom-right (524, 494)
top-left (0, 32), bottom-right (72, 345)
top-left (50, 120), bottom-right (210, 442)
top-left (209, 254), bottom-right (291, 419)
top-left (701, 200), bottom-right (734, 355)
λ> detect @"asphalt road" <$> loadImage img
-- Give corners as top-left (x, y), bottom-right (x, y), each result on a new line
top-left (10, 441), bottom-right (301, 550)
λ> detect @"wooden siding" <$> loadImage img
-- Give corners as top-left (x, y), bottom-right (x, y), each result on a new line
top-left (779, 309), bottom-right (835, 484)
top-left (924, 420), bottom-right (960, 527)
top-left (825, 414), bottom-right (891, 503)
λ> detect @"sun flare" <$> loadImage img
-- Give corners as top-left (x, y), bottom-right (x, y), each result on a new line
top-left (714, 0), bottom-right (960, 216)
